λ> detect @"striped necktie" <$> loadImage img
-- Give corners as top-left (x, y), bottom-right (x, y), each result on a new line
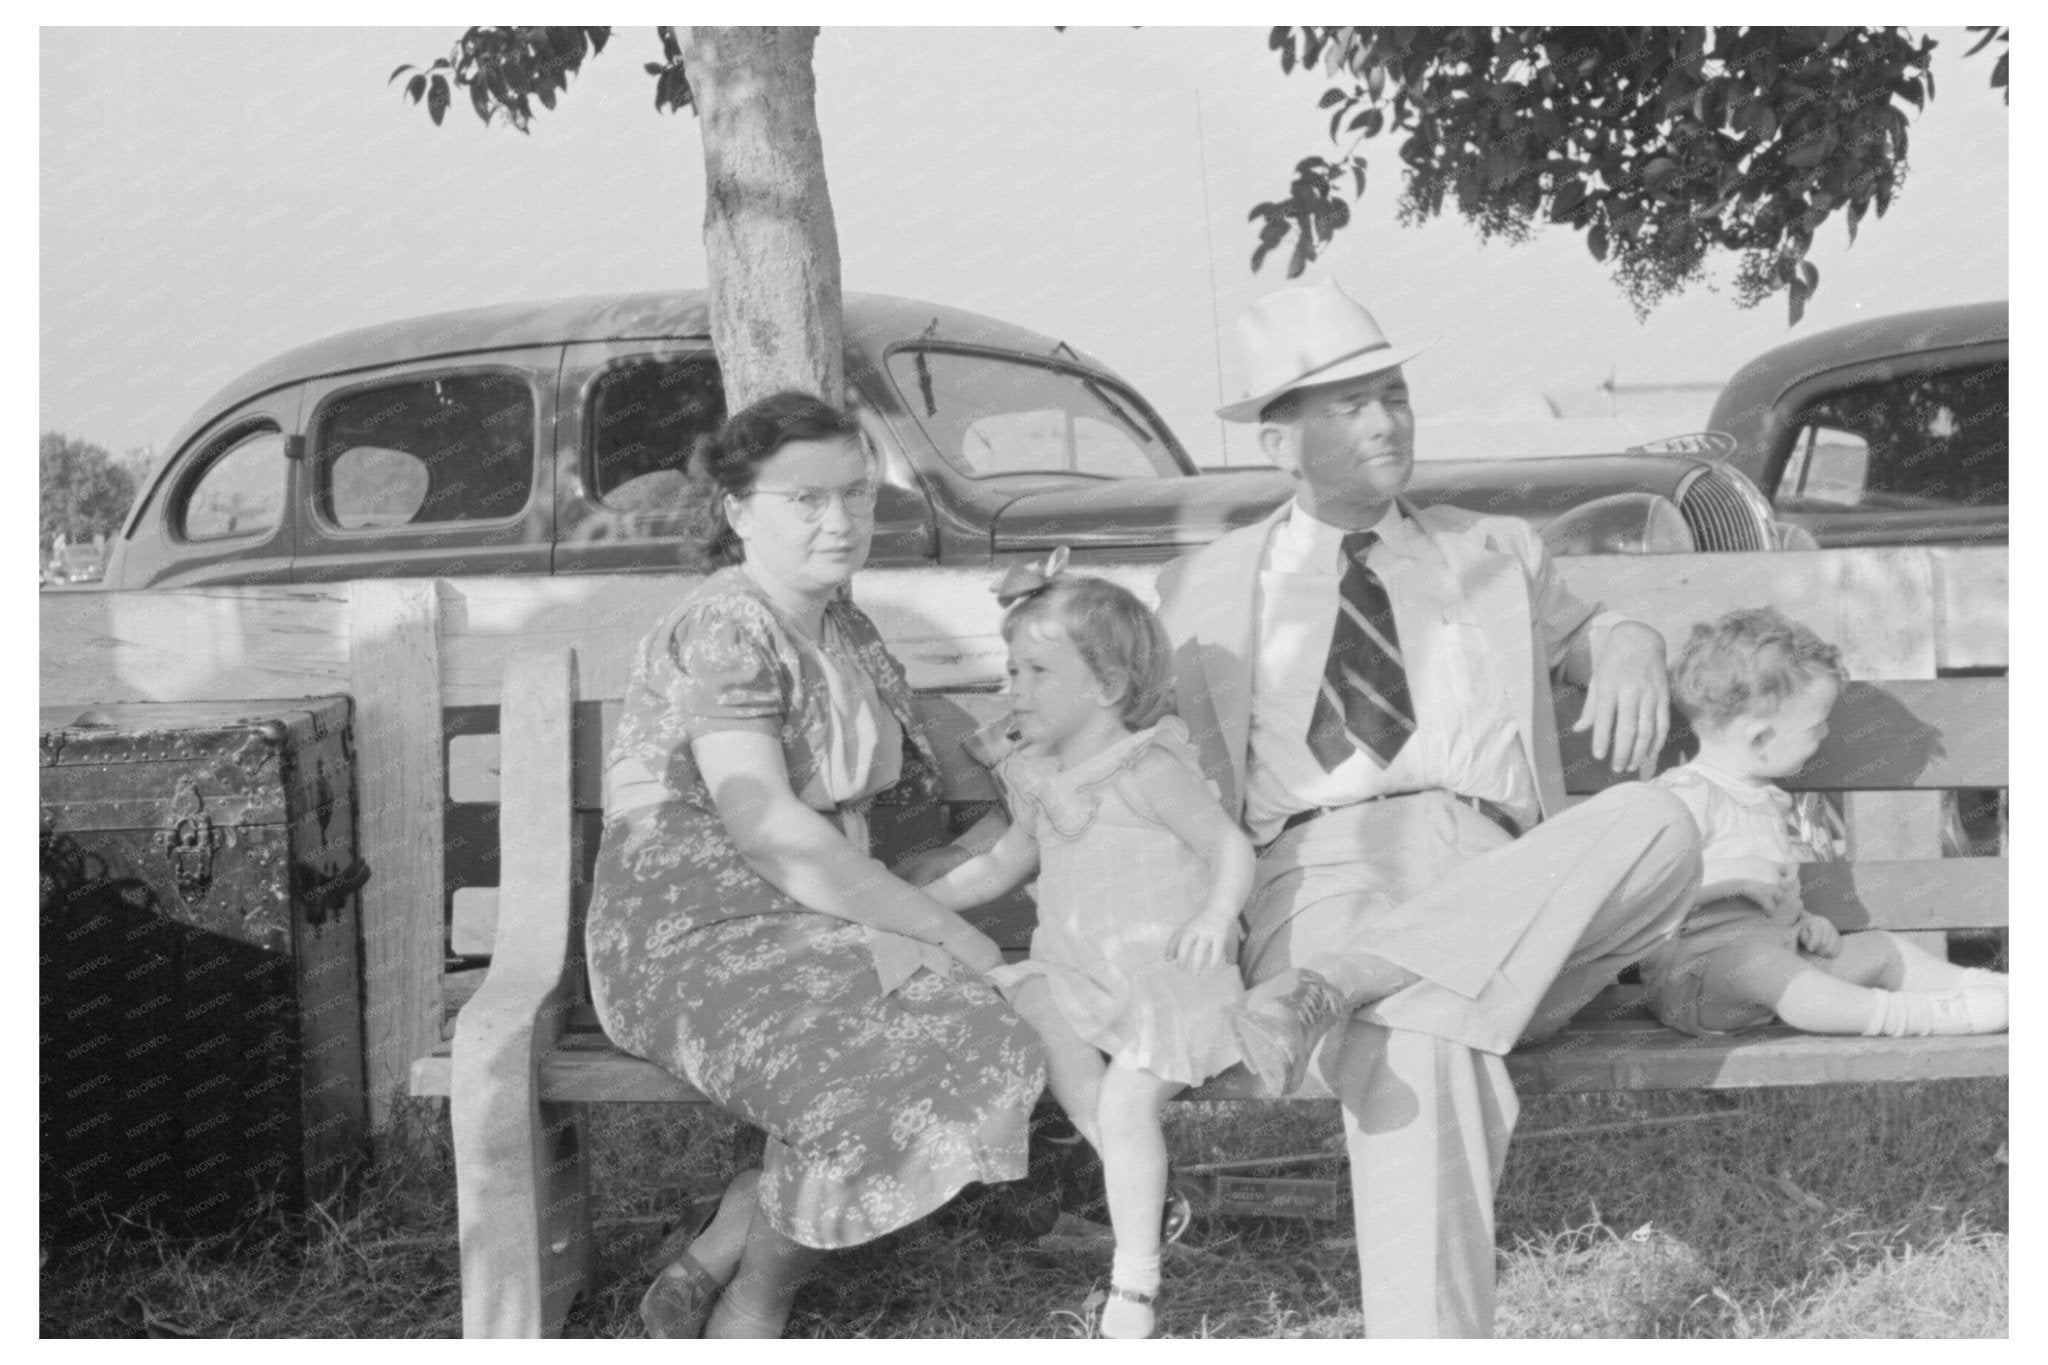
top-left (1306, 530), bottom-right (1415, 771)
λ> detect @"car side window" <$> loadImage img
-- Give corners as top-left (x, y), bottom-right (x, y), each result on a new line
top-left (1780, 363), bottom-right (2007, 511)
top-left (587, 356), bottom-right (726, 511)
top-left (178, 427), bottom-right (286, 541)
top-left (885, 348), bottom-right (1180, 480)
top-left (313, 372), bottom-right (534, 529)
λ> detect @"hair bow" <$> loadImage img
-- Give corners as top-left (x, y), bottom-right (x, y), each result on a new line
top-left (993, 545), bottom-right (1071, 607)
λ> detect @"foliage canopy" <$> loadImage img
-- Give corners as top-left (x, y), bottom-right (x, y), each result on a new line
top-left (41, 432), bottom-right (137, 552)
top-left (1248, 27), bottom-right (2004, 322)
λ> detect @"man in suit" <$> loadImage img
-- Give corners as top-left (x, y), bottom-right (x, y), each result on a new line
top-left (1155, 279), bottom-right (1702, 1337)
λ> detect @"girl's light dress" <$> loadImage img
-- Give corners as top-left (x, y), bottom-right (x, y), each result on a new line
top-left (986, 717), bottom-right (1250, 1086)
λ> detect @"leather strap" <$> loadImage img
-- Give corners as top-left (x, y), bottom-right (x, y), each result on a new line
top-left (1272, 790), bottom-right (1523, 849)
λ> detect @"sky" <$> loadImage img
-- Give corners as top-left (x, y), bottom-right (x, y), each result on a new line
top-left (40, 26), bottom-right (2009, 470)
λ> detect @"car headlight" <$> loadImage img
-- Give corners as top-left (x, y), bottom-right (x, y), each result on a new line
top-left (1540, 494), bottom-right (1694, 556)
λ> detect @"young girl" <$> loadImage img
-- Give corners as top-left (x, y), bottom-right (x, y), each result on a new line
top-left (1643, 607), bottom-right (2009, 1039)
top-left (926, 550), bottom-right (1333, 1339)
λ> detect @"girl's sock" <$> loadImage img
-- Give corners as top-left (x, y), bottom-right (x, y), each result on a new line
top-left (1101, 1247), bottom-right (1161, 1338)
top-left (1861, 986), bottom-right (2008, 1036)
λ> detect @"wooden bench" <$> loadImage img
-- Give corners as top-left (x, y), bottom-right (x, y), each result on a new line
top-left (408, 641), bottom-right (2006, 1336)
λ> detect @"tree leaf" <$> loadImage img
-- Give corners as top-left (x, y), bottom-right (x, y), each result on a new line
top-left (427, 75), bottom-right (449, 125)
top-left (1550, 176), bottom-right (1586, 221)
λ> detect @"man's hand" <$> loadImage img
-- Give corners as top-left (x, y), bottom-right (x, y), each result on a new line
top-left (1573, 620), bottom-right (1671, 776)
top-left (1797, 911), bottom-right (1841, 958)
top-left (1167, 912), bottom-right (1240, 973)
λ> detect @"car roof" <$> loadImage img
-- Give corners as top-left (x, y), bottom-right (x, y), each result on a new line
top-left (165, 290), bottom-right (1096, 459)
top-left (1709, 299), bottom-right (2007, 434)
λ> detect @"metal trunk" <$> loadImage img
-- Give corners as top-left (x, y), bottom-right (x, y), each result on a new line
top-left (40, 697), bottom-right (368, 1244)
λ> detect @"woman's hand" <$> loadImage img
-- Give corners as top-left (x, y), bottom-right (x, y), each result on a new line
top-left (893, 843), bottom-right (972, 888)
top-left (1167, 912), bottom-right (1240, 973)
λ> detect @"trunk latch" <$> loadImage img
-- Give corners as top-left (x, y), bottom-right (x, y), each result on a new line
top-left (154, 775), bottom-right (222, 902)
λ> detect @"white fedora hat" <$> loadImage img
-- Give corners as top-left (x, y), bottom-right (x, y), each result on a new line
top-left (1216, 278), bottom-right (1431, 423)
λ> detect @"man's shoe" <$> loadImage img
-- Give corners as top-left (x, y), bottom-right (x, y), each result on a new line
top-left (1233, 968), bottom-right (1347, 1094)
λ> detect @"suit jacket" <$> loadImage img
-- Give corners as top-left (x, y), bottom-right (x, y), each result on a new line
top-left (1154, 498), bottom-right (1617, 827)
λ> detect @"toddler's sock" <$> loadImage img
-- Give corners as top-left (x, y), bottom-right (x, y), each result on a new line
top-left (1101, 1247), bottom-right (1161, 1339)
top-left (1895, 952), bottom-right (2008, 993)
top-left (1861, 986), bottom-right (2008, 1036)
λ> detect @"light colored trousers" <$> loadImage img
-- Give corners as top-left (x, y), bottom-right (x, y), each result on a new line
top-left (1246, 783), bottom-right (1701, 1337)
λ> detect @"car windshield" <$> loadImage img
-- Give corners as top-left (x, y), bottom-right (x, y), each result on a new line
top-left (885, 347), bottom-right (1184, 481)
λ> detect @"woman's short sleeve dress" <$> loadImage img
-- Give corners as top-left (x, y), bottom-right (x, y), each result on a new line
top-left (584, 567), bottom-right (1044, 1250)
top-left (986, 718), bottom-right (1250, 1087)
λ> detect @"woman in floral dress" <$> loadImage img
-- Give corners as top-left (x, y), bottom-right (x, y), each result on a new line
top-left (585, 392), bottom-right (1045, 1338)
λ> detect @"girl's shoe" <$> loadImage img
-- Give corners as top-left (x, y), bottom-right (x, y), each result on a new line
top-left (1098, 1284), bottom-right (1157, 1339)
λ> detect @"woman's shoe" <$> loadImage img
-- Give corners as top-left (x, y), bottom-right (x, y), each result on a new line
top-left (639, 1253), bottom-right (723, 1339)
top-left (638, 1174), bottom-right (751, 1338)
top-left (1161, 1184), bottom-right (1193, 1245)
top-left (640, 1192), bottom-right (725, 1275)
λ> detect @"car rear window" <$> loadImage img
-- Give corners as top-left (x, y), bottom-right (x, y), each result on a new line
top-left (1780, 362), bottom-right (2008, 512)
top-left (312, 372), bottom-right (534, 529)
top-left (885, 348), bottom-right (1182, 481)
top-left (586, 356), bottom-right (726, 510)
top-left (178, 426), bottom-right (286, 542)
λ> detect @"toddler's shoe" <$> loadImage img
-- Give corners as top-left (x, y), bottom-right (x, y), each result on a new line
top-left (1234, 968), bottom-right (1347, 1094)
top-left (1865, 984), bottom-right (2008, 1036)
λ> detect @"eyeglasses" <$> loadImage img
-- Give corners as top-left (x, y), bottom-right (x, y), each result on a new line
top-left (748, 479), bottom-right (880, 522)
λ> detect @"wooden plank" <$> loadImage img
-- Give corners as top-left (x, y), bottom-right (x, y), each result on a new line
top-left (435, 577), bottom-right (697, 706)
top-left (41, 550), bottom-right (2002, 712)
top-left (1844, 790), bottom-right (1946, 956)
top-left (408, 1015), bottom-right (2007, 1103)
top-left (349, 579), bottom-right (448, 1137)
top-left (460, 681), bottom-right (2004, 814)
top-left (1506, 1022), bottom-right (2006, 1091)
top-left (1562, 679), bottom-right (2007, 797)
top-left (447, 733), bottom-right (502, 804)
top-left (1931, 546), bottom-right (2007, 670)
top-left (1799, 859), bottom-right (2007, 932)
top-left (39, 583), bottom-right (353, 705)
top-left (1790, 679), bottom-right (2006, 790)
top-left (448, 648), bottom-right (594, 1336)
top-left (451, 887), bottom-right (499, 958)
top-left (1559, 548), bottom-right (1939, 678)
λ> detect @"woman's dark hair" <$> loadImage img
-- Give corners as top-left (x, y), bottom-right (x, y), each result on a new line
top-left (688, 390), bottom-right (864, 564)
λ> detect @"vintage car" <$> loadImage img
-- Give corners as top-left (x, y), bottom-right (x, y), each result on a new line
top-left (102, 291), bottom-right (1781, 591)
top-left (1706, 300), bottom-right (2007, 548)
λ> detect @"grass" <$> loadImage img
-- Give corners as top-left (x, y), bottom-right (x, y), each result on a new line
top-left (40, 1081), bottom-right (2007, 1338)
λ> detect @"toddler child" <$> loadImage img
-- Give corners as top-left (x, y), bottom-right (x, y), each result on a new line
top-left (926, 550), bottom-right (1337, 1339)
top-left (1644, 606), bottom-right (2008, 1039)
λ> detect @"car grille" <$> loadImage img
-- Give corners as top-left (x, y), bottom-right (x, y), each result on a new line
top-left (1677, 469), bottom-right (1770, 552)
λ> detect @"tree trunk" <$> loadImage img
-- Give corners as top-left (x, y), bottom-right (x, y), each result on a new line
top-left (682, 26), bottom-right (845, 412)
